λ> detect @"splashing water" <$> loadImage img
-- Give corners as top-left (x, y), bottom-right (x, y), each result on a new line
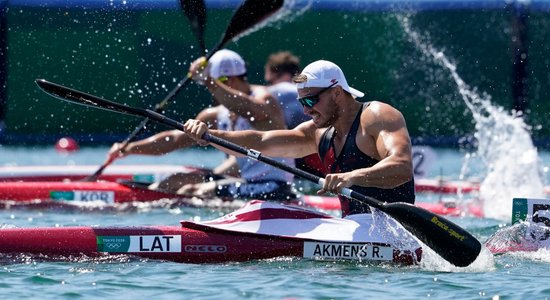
top-left (485, 221), bottom-right (550, 254)
top-left (399, 15), bottom-right (544, 221)
top-left (420, 245), bottom-right (495, 273)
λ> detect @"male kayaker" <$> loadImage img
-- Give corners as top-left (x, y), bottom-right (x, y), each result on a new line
top-left (107, 49), bottom-right (296, 201)
top-left (183, 60), bottom-right (416, 216)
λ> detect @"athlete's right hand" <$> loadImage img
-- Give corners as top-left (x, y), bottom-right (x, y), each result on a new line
top-left (318, 172), bottom-right (354, 196)
top-left (183, 119), bottom-right (210, 146)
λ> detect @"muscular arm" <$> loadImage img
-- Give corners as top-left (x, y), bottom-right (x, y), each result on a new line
top-left (108, 107), bottom-right (219, 160)
top-left (342, 102), bottom-right (414, 189)
top-left (184, 119), bottom-right (319, 159)
top-left (123, 130), bottom-right (194, 156)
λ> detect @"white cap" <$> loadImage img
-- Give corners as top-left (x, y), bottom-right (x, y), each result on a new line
top-left (208, 49), bottom-right (247, 79)
top-left (295, 60), bottom-right (364, 98)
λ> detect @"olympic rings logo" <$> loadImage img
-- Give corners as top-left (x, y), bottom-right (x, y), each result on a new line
top-left (105, 243), bottom-right (123, 249)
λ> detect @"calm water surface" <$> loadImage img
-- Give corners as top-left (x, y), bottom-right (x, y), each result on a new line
top-left (1, 146), bottom-right (550, 299)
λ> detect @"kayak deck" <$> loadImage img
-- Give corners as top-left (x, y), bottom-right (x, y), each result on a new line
top-left (0, 201), bottom-right (422, 265)
top-left (0, 225), bottom-right (304, 263)
top-left (0, 225), bottom-right (420, 264)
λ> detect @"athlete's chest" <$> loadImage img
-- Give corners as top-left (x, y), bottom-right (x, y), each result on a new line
top-left (332, 129), bottom-right (379, 161)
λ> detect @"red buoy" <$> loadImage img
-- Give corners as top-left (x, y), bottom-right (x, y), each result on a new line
top-left (55, 137), bottom-right (79, 153)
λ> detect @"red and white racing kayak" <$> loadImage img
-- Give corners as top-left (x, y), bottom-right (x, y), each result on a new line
top-left (0, 179), bottom-right (341, 211)
top-left (0, 164), bottom-right (196, 182)
top-left (0, 179), bottom-right (484, 217)
top-left (0, 180), bottom-right (175, 203)
top-left (0, 164), bottom-right (522, 196)
top-left (0, 201), bottom-right (422, 265)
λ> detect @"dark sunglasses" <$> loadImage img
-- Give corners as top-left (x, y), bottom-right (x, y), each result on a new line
top-left (297, 81), bottom-right (338, 108)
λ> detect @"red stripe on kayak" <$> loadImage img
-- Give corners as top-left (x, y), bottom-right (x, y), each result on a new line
top-left (206, 208), bottom-right (333, 225)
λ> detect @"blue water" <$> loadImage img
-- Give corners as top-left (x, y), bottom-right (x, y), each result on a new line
top-left (1, 146), bottom-right (550, 299)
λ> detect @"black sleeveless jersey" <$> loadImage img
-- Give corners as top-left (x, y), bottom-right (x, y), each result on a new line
top-left (318, 102), bottom-right (415, 216)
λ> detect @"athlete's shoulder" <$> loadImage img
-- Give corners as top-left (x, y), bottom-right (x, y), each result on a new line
top-left (363, 101), bottom-right (404, 120)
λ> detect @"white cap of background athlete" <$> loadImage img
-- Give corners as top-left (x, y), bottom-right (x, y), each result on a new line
top-left (295, 60), bottom-right (364, 98)
top-left (208, 49), bottom-right (247, 79)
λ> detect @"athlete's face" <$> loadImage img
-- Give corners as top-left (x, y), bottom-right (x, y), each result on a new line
top-left (298, 86), bottom-right (339, 128)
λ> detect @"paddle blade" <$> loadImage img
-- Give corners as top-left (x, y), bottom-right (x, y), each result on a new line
top-left (35, 79), bottom-right (144, 118)
top-left (383, 202), bottom-right (482, 267)
top-left (180, 0), bottom-right (207, 53)
top-left (217, 0), bottom-right (284, 48)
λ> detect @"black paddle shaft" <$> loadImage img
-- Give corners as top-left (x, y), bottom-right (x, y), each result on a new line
top-left (35, 78), bottom-right (482, 267)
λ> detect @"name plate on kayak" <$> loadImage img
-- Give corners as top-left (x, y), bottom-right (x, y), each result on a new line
top-left (50, 190), bottom-right (115, 203)
top-left (97, 235), bottom-right (182, 253)
top-left (512, 198), bottom-right (550, 225)
top-left (303, 242), bottom-right (393, 261)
